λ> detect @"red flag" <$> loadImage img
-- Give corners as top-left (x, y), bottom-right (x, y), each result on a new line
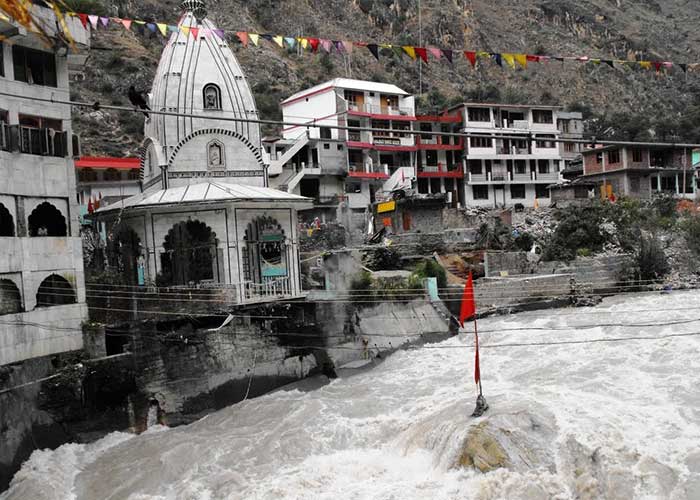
top-left (78, 13), bottom-right (89, 29)
top-left (87, 198), bottom-right (94, 214)
top-left (415, 47), bottom-right (428, 63)
top-left (464, 51), bottom-right (477, 67)
top-left (459, 271), bottom-right (476, 326)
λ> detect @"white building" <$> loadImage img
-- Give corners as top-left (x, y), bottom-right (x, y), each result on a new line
top-left (95, 0), bottom-right (310, 305)
top-left (0, 5), bottom-right (89, 365)
top-left (269, 78), bottom-right (416, 221)
top-left (453, 103), bottom-right (564, 208)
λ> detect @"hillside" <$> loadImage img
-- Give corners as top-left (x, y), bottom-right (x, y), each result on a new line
top-left (68, 0), bottom-right (700, 156)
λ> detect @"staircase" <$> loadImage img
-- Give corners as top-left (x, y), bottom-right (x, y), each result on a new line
top-left (268, 132), bottom-right (310, 176)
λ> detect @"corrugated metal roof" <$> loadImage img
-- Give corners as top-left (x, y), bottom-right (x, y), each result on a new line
top-left (282, 78), bottom-right (409, 104)
top-left (75, 157), bottom-right (141, 170)
top-left (95, 181), bottom-right (311, 213)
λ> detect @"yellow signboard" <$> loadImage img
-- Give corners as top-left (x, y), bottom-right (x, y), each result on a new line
top-left (377, 200), bottom-right (396, 214)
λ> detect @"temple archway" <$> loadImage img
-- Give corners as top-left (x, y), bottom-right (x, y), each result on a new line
top-left (28, 202), bottom-right (67, 237)
top-left (36, 274), bottom-right (76, 307)
top-left (160, 220), bottom-right (218, 286)
top-left (108, 225), bottom-right (143, 285)
top-left (0, 279), bottom-right (22, 315)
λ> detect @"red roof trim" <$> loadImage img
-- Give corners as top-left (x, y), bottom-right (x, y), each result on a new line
top-left (76, 157), bottom-right (141, 170)
top-left (417, 170), bottom-right (464, 178)
top-left (347, 141), bottom-right (417, 152)
top-left (415, 114), bottom-right (462, 123)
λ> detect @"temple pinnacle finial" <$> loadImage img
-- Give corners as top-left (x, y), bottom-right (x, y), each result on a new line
top-left (181, 0), bottom-right (207, 20)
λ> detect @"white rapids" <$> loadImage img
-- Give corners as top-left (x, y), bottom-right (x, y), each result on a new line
top-left (3, 291), bottom-right (700, 499)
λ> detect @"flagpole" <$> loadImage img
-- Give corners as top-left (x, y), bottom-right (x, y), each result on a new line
top-left (474, 316), bottom-right (482, 397)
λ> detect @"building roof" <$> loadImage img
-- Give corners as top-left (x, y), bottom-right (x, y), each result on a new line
top-left (95, 181), bottom-right (311, 214)
top-left (282, 78), bottom-right (410, 105)
top-left (75, 157), bottom-right (141, 170)
top-left (448, 102), bottom-right (562, 112)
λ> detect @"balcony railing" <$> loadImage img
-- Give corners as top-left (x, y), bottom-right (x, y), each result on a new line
top-left (244, 277), bottom-right (292, 301)
top-left (16, 126), bottom-right (68, 157)
top-left (347, 103), bottom-right (413, 116)
top-left (348, 163), bottom-right (389, 176)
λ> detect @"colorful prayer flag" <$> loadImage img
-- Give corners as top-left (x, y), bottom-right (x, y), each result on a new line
top-left (367, 43), bottom-right (379, 60)
top-left (464, 51), bottom-right (477, 67)
top-left (273, 35), bottom-right (284, 48)
top-left (403, 46), bottom-right (416, 59)
top-left (514, 54), bottom-right (527, 68)
top-left (415, 47), bottom-right (428, 63)
top-left (249, 33), bottom-right (259, 46)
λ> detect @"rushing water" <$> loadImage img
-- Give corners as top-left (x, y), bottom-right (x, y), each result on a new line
top-left (4, 291), bottom-right (700, 499)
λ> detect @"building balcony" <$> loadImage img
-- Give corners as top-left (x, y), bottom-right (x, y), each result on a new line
top-left (417, 165), bottom-right (464, 178)
top-left (415, 113), bottom-right (463, 123)
top-left (467, 171), bottom-right (560, 183)
top-left (347, 137), bottom-right (416, 152)
top-left (347, 103), bottom-right (415, 120)
top-left (497, 146), bottom-right (530, 155)
top-left (416, 136), bottom-right (463, 150)
top-left (348, 163), bottom-right (389, 179)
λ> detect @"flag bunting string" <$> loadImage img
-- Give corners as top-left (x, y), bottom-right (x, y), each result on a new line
top-left (2, 3), bottom-right (697, 75)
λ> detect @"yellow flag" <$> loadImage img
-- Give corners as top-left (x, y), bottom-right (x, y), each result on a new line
top-left (298, 37), bottom-right (308, 49)
top-left (249, 33), bottom-right (259, 46)
top-left (157, 23), bottom-right (168, 36)
top-left (180, 26), bottom-right (190, 37)
top-left (639, 61), bottom-right (652, 70)
top-left (514, 54), bottom-right (527, 68)
top-left (502, 53), bottom-right (516, 69)
top-left (402, 46), bottom-right (416, 59)
top-left (273, 35), bottom-right (284, 48)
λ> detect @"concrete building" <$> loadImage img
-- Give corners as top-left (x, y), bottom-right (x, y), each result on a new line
top-left (94, 0), bottom-right (311, 304)
top-left (581, 145), bottom-right (695, 199)
top-left (452, 103), bottom-right (564, 208)
top-left (0, 6), bottom-right (89, 365)
top-left (269, 78), bottom-right (417, 222)
top-left (75, 156), bottom-right (141, 224)
top-left (557, 111), bottom-right (584, 180)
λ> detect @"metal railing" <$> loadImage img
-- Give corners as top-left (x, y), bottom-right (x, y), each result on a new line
top-left (18, 126), bottom-right (68, 157)
top-left (347, 103), bottom-right (413, 116)
top-left (244, 276), bottom-right (292, 301)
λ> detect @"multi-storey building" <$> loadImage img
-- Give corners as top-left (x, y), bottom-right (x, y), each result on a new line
top-left (75, 156), bottom-right (141, 224)
top-left (0, 7), bottom-right (89, 365)
top-left (269, 78), bottom-right (416, 222)
top-left (451, 103), bottom-right (564, 208)
top-left (557, 111), bottom-right (584, 180)
top-left (581, 145), bottom-right (695, 199)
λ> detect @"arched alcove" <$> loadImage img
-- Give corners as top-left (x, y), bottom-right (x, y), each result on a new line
top-left (243, 216), bottom-right (288, 285)
top-left (0, 279), bottom-right (22, 315)
top-left (0, 203), bottom-right (15, 236)
top-left (160, 220), bottom-right (218, 286)
top-left (36, 274), bottom-right (76, 307)
top-left (28, 202), bottom-right (67, 237)
top-left (203, 83), bottom-right (222, 110)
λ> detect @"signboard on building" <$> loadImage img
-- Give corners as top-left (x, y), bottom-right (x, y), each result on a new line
top-left (377, 200), bottom-right (396, 214)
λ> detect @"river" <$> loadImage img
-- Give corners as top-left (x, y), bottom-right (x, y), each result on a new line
top-left (3, 291), bottom-right (700, 499)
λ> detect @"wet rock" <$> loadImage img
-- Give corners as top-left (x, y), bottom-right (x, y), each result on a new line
top-left (456, 422), bottom-right (509, 472)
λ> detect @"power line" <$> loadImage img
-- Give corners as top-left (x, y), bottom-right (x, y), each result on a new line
top-left (1, 90), bottom-right (699, 148)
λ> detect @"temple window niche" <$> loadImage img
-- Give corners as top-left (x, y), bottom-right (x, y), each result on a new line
top-left (243, 216), bottom-right (289, 294)
top-left (207, 140), bottom-right (225, 170)
top-left (203, 83), bottom-right (222, 110)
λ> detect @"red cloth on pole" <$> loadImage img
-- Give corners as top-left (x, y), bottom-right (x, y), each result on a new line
top-left (459, 271), bottom-right (476, 326)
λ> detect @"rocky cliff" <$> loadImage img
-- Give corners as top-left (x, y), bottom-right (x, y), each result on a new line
top-left (68, 0), bottom-right (700, 156)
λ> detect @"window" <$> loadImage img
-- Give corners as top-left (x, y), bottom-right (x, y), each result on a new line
top-left (535, 135), bottom-right (556, 148)
top-left (128, 169), bottom-right (140, 180)
top-left (538, 160), bottom-right (549, 174)
top-left (17, 115), bottom-right (67, 156)
top-left (472, 185), bottom-right (489, 200)
top-left (608, 150), bottom-right (620, 164)
top-left (532, 109), bottom-right (553, 124)
top-left (323, 143), bottom-right (330, 150)
top-left (203, 84), bottom-right (221, 109)
top-left (12, 45), bottom-right (57, 87)
top-left (535, 184), bottom-right (550, 199)
top-left (420, 123), bottom-right (432, 140)
top-left (103, 168), bottom-right (121, 181)
top-left (468, 160), bottom-right (482, 174)
top-left (510, 184), bottom-right (526, 199)
top-left (320, 127), bottom-right (332, 139)
top-left (468, 107), bottom-right (490, 122)
top-left (632, 149), bottom-right (643, 162)
top-left (560, 120), bottom-right (570, 133)
top-left (564, 142), bottom-right (576, 153)
top-left (78, 168), bottom-right (98, 182)
top-left (394, 121), bottom-right (410, 138)
top-left (630, 176), bottom-right (640, 193)
top-left (337, 144), bottom-right (343, 151)
top-left (345, 181), bottom-right (361, 194)
top-left (425, 150), bottom-right (438, 165)
top-left (0, 109), bottom-right (8, 151)
top-left (372, 120), bottom-right (390, 137)
top-left (514, 160), bottom-right (527, 174)
top-left (470, 135), bottom-right (492, 148)
top-left (596, 152), bottom-right (603, 164)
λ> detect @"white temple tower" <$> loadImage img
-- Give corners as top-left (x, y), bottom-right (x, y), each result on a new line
top-left (141, 0), bottom-right (267, 191)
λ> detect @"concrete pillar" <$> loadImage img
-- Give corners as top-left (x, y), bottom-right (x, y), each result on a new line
top-left (676, 174), bottom-right (680, 195)
top-left (14, 196), bottom-right (27, 237)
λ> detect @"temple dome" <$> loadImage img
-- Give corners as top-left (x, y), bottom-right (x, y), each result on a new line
top-left (141, 0), bottom-right (267, 190)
